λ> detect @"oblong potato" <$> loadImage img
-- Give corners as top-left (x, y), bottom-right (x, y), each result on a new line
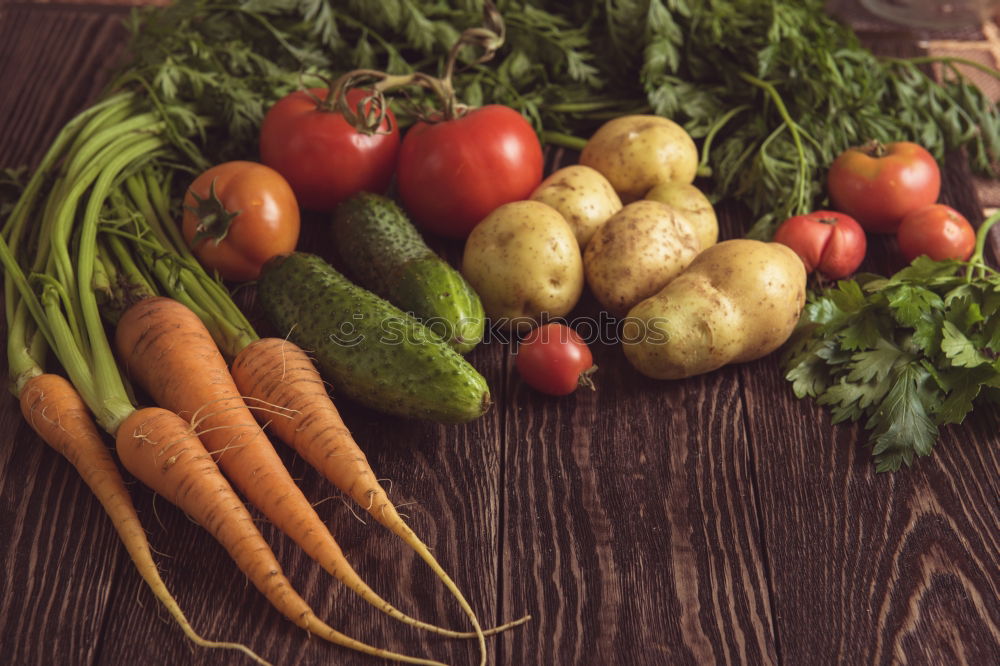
top-left (584, 200), bottom-right (701, 316)
top-left (579, 114), bottom-right (698, 201)
top-left (622, 239), bottom-right (806, 379)
top-left (529, 165), bottom-right (623, 248)
top-left (461, 200), bottom-right (583, 327)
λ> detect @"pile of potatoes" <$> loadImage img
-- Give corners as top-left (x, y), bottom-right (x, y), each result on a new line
top-left (461, 114), bottom-right (807, 380)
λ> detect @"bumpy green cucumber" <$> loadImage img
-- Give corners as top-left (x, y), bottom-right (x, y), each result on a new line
top-left (257, 252), bottom-right (491, 423)
top-left (331, 192), bottom-right (485, 354)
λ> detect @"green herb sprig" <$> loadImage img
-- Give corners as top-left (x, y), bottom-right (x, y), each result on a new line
top-left (782, 215), bottom-right (1000, 472)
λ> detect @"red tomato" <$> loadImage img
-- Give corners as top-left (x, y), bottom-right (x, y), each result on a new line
top-left (826, 140), bottom-right (941, 234)
top-left (182, 161), bottom-right (300, 282)
top-left (896, 203), bottom-right (976, 262)
top-left (773, 210), bottom-right (867, 279)
top-left (259, 87), bottom-right (400, 212)
top-left (397, 105), bottom-right (544, 238)
top-left (516, 323), bottom-right (596, 396)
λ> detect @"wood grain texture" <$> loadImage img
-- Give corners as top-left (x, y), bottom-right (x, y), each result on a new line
top-left (500, 325), bottom-right (778, 666)
top-left (0, 2), bottom-right (998, 666)
top-left (735, 118), bottom-right (1000, 666)
top-left (742, 355), bottom-right (1000, 666)
top-left (0, 5), bottom-right (129, 167)
top-left (0, 417), bottom-right (126, 665)
top-left (0, 7), bottom-right (143, 666)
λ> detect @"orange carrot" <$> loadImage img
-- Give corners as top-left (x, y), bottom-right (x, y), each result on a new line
top-left (232, 337), bottom-right (529, 642)
top-left (113, 296), bottom-right (474, 641)
top-left (19, 373), bottom-right (270, 666)
top-left (114, 405), bottom-right (445, 666)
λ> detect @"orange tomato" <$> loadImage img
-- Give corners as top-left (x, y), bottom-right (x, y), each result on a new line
top-left (182, 161), bottom-right (300, 282)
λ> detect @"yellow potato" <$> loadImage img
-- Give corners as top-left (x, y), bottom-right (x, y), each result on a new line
top-left (461, 200), bottom-right (583, 327)
top-left (579, 114), bottom-right (698, 201)
top-left (583, 200), bottom-right (702, 316)
top-left (644, 181), bottom-right (718, 251)
top-left (622, 239), bottom-right (806, 379)
top-left (529, 165), bottom-right (622, 248)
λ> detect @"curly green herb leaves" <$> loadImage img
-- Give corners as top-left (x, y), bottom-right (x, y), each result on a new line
top-left (783, 215), bottom-right (1000, 472)
top-left (633, 0), bottom-right (1000, 237)
top-left (113, 0), bottom-right (1000, 239)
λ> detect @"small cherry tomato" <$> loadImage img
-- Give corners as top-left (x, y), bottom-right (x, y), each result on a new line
top-left (182, 161), bottom-right (300, 282)
top-left (515, 323), bottom-right (597, 396)
top-left (397, 104), bottom-right (544, 239)
top-left (773, 210), bottom-right (867, 279)
top-left (826, 140), bottom-right (941, 233)
top-left (896, 203), bottom-right (976, 262)
top-left (259, 87), bottom-right (400, 212)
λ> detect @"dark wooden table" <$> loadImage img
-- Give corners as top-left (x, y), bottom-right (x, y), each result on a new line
top-left (1, 2), bottom-right (998, 665)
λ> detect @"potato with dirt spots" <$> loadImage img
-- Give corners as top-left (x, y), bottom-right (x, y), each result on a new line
top-left (529, 165), bottom-right (622, 248)
top-left (583, 200), bottom-right (703, 316)
top-left (622, 239), bottom-right (806, 379)
top-left (461, 200), bottom-right (583, 326)
top-left (579, 114), bottom-right (699, 202)
top-left (644, 181), bottom-right (718, 250)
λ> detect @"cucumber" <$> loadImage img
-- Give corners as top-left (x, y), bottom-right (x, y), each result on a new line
top-left (331, 192), bottom-right (485, 354)
top-left (256, 251), bottom-right (491, 424)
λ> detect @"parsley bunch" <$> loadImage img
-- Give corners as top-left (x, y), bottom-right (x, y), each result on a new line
top-left (782, 215), bottom-right (1000, 471)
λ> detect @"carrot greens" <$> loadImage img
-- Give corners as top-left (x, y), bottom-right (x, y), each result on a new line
top-left (111, 0), bottom-right (1000, 239)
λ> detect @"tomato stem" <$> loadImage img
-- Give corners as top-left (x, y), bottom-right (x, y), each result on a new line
top-left (313, 2), bottom-right (506, 124)
top-left (437, 0), bottom-right (504, 119)
top-left (318, 70), bottom-right (401, 136)
top-left (185, 178), bottom-right (240, 246)
top-left (859, 138), bottom-right (887, 158)
top-left (578, 365), bottom-right (598, 392)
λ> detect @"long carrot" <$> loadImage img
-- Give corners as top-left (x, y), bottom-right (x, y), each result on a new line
top-left (0, 106), bottom-right (270, 664)
top-left (18, 374), bottom-right (271, 666)
top-left (114, 166), bottom-right (535, 657)
top-left (115, 405), bottom-right (446, 666)
top-left (113, 295), bottom-right (482, 644)
top-left (232, 337), bottom-right (529, 638)
top-left (0, 93), bottom-right (443, 664)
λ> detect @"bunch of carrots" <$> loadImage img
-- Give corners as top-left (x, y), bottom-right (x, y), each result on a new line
top-left (0, 90), bottom-right (526, 664)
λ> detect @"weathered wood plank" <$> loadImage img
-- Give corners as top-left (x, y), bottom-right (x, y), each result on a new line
top-left (736, 70), bottom-right (1000, 666)
top-left (499, 284), bottom-right (779, 665)
top-left (0, 416), bottom-right (125, 665)
top-left (0, 5), bottom-right (129, 168)
top-left (0, 7), bottom-right (137, 666)
top-left (742, 353), bottom-right (1000, 665)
